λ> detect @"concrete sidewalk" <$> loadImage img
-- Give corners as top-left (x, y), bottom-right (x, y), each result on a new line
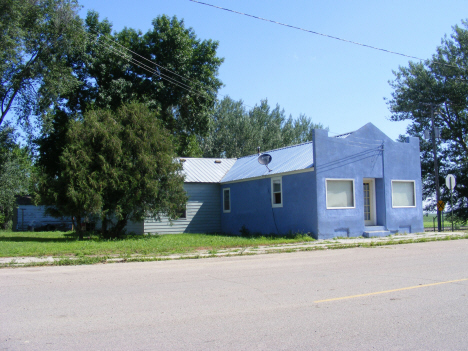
top-left (1, 231), bottom-right (467, 267)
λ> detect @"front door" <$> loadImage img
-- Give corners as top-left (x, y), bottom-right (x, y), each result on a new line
top-left (363, 179), bottom-right (376, 226)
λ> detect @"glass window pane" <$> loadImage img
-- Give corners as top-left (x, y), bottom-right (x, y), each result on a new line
top-left (271, 178), bottom-right (282, 206)
top-left (327, 180), bottom-right (354, 208)
top-left (392, 182), bottom-right (415, 207)
top-left (223, 189), bottom-right (230, 211)
top-left (274, 192), bottom-right (281, 204)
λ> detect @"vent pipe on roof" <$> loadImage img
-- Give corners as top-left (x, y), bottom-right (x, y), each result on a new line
top-left (257, 146), bottom-right (260, 155)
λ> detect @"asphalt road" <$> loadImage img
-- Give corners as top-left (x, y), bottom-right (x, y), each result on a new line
top-left (1, 240), bottom-right (467, 350)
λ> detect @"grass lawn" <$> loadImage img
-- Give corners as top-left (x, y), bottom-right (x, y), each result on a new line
top-left (0, 230), bottom-right (315, 258)
top-left (423, 213), bottom-right (457, 229)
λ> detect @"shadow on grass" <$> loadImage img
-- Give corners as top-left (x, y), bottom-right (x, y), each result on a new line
top-left (0, 231), bottom-right (314, 243)
top-left (0, 231), bottom-right (153, 243)
top-left (0, 232), bottom-right (95, 243)
top-left (0, 236), bottom-right (77, 243)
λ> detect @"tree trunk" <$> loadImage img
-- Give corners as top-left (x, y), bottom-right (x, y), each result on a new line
top-left (101, 216), bottom-right (108, 237)
top-left (112, 215), bottom-right (128, 238)
top-left (75, 215), bottom-right (83, 241)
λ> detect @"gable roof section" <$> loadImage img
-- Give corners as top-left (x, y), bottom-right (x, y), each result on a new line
top-left (346, 122), bottom-right (393, 143)
top-left (221, 142), bottom-right (314, 183)
top-left (180, 158), bottom-right (237, 183)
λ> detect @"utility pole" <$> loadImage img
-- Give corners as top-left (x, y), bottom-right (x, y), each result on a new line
top-left (423, 103), bottom-right (442, 232)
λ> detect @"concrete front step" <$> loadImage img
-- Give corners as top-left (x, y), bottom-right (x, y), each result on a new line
top-left (364, 226), bottom-right (386, 231)
top-left (363, 226), bottom-right (391, 238)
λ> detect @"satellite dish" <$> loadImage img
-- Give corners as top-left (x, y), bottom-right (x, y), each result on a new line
top-left (258, 153), bottom-right (272, 165)
top-left (258, 153), bottom-right (272, 172)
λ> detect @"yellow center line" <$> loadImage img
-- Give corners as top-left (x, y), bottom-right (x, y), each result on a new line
top-left (314, 278), bottom-right (468, 303)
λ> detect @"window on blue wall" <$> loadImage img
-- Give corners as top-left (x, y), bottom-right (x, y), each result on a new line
top-left (326, 179), bottom-right (355, 209)
top-left (271, 177), bottom-right (283, 207)
top-left (392, 180), bottom-right (415, 207)
top-left (223, 188), bottom-right (231, 213)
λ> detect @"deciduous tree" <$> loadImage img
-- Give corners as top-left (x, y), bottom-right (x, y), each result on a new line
top-left (50, 12), bottom-right (223, 156)
top-left (0, 125), bottom-right (32, 229)
top-left (0, 0), bottom-right (84, 130)
top-left (387, 20), bottom-right (468, 222)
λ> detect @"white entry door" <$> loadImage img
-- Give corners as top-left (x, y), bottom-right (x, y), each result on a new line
top-left (363, 179), bottom-right (376, 226)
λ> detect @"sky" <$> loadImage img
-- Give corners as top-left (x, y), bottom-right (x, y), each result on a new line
top-left (74, 0), bottom-right (466, 140)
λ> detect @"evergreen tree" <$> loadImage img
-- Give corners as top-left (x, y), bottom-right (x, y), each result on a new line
top-left (200, 96), bottom-right (325, 158)
top-left (35, 103), bottom-right (186, 239)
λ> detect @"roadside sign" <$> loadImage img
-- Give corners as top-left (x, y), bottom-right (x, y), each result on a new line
top-left (445, 174), bottom-right (456, 190)
top-left (437, 200), bottom-right (445, 212)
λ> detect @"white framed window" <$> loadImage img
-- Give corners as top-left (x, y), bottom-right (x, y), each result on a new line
top-left (223, 188), bottom-right (231, 213)
top-left (271, 177), bottom-right (283, 207)
top-left (392, 180), bottom-right (416, 207)
top-left (326, 179), bottom-right (355, 209)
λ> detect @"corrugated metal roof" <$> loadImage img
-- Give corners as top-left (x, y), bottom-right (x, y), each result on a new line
top-left (221, 142), bottom-right (314, 183)
top-left (180, 158), bottom-right (237, 183)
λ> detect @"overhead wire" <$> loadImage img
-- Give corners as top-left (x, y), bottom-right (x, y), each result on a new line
top-left (103, 40), bottom-right (196, 93)
top-left (91, 34), bottom-right (205, 97)
top-left (189, 0), bottom-right (467, 74)
top-left (94, 30), bottom-right (219, 94)
top-left (89, 32), bottom-right (400, 139)
top-left (86, 31), bottom-right (263, 110)
top-left (86, 31), bottom-right (213, 100)
top-left (85, 25), bottom-right (466, 137)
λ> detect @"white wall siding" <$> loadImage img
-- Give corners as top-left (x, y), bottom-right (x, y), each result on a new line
top-left (143, 183), bottom-right (221, 234)
top-left (15, 205), bottom-right (72, 231)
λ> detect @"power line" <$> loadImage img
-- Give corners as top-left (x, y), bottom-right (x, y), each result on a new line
top-left (189, 0), bottom-right (464, 73)
top-left (89, 33), bottom-right (208, 96)
top-left (94, 31), bottom-right (219, 94)
top-left (86, 30), bottom-right (263, 109)
top-left (102, 39), bottom-right (197, 93)
top-left (86, 32), bottom-right (213, 100)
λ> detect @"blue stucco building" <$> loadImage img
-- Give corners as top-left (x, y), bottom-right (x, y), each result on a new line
top-left (15, 122), bottom-right (423, 237)
top-left (219, 123), bottom-right (424, 239)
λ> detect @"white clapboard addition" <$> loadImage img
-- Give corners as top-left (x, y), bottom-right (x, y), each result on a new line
top-left (143, 183), bottom-right (222, 234)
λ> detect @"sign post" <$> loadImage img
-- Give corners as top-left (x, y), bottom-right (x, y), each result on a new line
top-left (445, 174), bottom-right (456, 232)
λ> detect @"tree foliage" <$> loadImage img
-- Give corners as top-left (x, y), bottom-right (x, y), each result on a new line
top-left (48, 12), bottom-right (223, 156)
top-left (200, 96), bottom-right (325, 158)
top-left (29, 10), bottom-right (222, 236)
top-left (387, 20), bottom-right (468, 222)
top-left (35, 103), bottom-right (187, 238)
top-left (0, 125), bottom-right (32, 229)
top-left (0, 0), bottom-right (84, 130)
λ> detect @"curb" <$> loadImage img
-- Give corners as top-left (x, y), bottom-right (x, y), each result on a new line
top-left (1, 231), bottom-right (467, 267)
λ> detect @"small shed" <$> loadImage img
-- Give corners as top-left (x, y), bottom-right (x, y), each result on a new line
top-left (13, 196), bottom-right (73, 231)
